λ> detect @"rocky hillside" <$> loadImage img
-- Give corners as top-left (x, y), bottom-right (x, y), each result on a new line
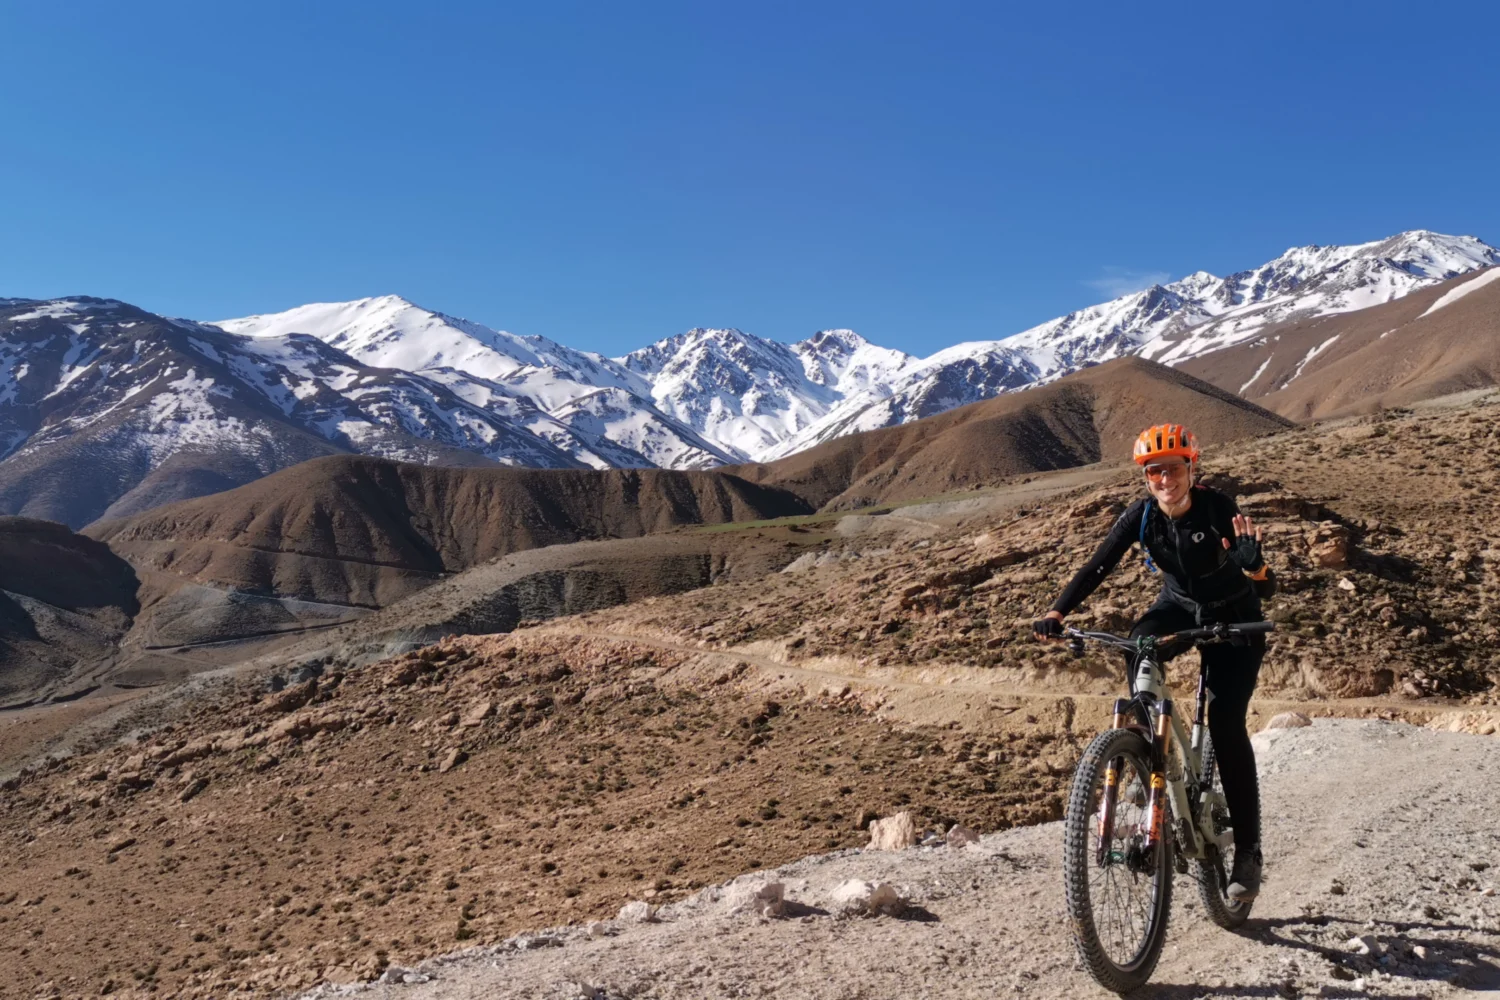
top-left (604, 397), bottom-right (1500, 703)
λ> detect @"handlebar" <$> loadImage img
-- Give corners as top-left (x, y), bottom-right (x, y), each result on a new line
top-left (1062, 621), bottom-right (1275, 653)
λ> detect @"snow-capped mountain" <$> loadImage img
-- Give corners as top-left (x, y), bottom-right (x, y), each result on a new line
top-left (617, 327), bottom-right (912, 461)
top-left (0, 297), bottom-right (602, 525)
top-left (762, 342), bottom-right (1039, 459)
top-left (216, 295), bottom-right (733, 469)
top-left (4, 229), bottom-right (1495, 526)
top-left (1005, 230), bottom-right (1500, 373)
top-left (763, 230), bottom-right (1499, 457)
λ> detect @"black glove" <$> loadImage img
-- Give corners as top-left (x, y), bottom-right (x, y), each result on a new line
top-left (1226, 533), bottom-right (1265, 573)
top-left (1033, 615), bottom-right (1064, 640)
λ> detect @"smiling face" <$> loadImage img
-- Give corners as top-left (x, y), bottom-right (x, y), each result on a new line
top-left (1143, 457), bottom-right (1192, 507)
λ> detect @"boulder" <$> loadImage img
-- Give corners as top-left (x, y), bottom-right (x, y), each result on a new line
top-left (867, 811), bottom-right (917, 851)
top-left (438, 748), bottom-right (468, 773)
top-left (1263, 712), bottom-right (1312, 730)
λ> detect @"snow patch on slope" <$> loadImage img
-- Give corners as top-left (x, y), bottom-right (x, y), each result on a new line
top-left (1419, 267), bottom-right (1500, 318)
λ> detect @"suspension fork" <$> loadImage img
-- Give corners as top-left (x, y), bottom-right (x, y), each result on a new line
top-left (1094, 698), bottom-right (1132, 861)
top-left (1142, 699), bottom-right (1174, 854)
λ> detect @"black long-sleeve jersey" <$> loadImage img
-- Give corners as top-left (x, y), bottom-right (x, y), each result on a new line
top-left (1052, 485), bottom-right (1256, 618)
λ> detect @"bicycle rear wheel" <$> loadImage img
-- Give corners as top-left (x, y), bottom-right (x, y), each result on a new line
top-left (1194, 735), bottom-right (1252, 929)
top-left (1063, 727), bottom-right (1174, 994)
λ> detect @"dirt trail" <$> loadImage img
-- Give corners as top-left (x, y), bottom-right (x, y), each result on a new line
top-left (531, 624), bottom-right (1500, 736)
top-left (299, 718), bottom-right (1500, 1000)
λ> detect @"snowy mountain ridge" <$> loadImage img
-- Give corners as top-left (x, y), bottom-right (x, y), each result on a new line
top-left (2, 230), bottom-right (1495, 526)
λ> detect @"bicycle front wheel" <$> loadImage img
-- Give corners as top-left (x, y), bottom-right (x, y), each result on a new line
top-left (1063, 727), bottom-right (1174, 994)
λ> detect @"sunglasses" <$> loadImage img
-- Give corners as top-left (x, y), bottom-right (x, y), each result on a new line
top-left (1143, 462), bottom-right (1189, 481)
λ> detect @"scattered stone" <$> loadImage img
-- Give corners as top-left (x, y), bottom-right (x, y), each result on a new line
top-left (261, 679), bottom-right (317, 715)
top-left (853, 808), bottom-right (878, 831)
top-left (1264, 712), bottom-right (1312, 730)
top-left (617, 900), bottom-right (658, 923)
top-left (1309, 524), bottom-right (1351, 569)
top-left (946, 823), bottom-right (979, 848)
top-left (512, 933), bottom-right (564, 951)
top-left (158, 739), bottom-right (218, 769)
top-left (1347, 934), bottom-right (1383, 956)
top-left (107, 837), bottom-right (136, 854)
top-left (723, 879), bottom-right (785, 918)
top-left (438, 748), bottom-right (468, 773)
top-left (585, 920), bottom-right (615, 939)
top-left (829, 879), bottom-right (906, 917)
top-left (377, 965), bottom-right (432, 984)
top-left (266, 708), bottom-right (353, 742)
top-left (287, 661), bottom-right (324, 686)
top-left (178, 777), bottom-right (209, 803)
top-left (1329, 879), bottom-right (1345, 895)
top-left (460, 699), bottom-right (495, 728)
top-left (867, 811), bottom-right (917, 851)
top-left (1412, 944), bottom-right (1428, 961)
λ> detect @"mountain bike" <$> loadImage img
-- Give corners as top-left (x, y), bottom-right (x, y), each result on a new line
top-left (1060, 620), bottom-right (1275, 993)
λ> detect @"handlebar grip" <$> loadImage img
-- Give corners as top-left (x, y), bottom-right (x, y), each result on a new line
top-left (1234, 622), bottom-right (1276, 634)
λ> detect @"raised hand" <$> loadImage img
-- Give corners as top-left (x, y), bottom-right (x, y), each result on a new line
top-left (1223, 513), bottom-right (1265, 571)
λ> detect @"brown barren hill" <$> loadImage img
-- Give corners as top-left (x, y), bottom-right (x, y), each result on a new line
top-left (0, 517), bottom-right (139, 703)
top-left (732, 356), bottom-right (1293, 510)
top-left (1179, 266), bottom-right (1500, 420)
top-left (86, 457), bottom-right (811, 607)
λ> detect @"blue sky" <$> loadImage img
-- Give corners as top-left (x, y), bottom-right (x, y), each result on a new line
top-left (3, 1), bottom-right (1498, 357)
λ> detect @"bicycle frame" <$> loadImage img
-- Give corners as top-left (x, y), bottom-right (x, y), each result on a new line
top-left (1072, 630), bottom-right (1234, 866)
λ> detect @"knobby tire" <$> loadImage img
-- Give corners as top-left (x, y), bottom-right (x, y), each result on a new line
top-left (1063, 728), bottom-right (1173, 994)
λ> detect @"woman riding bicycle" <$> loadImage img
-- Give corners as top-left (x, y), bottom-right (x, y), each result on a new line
top-left (1034, 423), bottom-right (1273, 901)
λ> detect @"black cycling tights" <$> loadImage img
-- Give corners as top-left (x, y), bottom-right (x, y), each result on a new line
top-left (1129, 601), bottom-right (1265, 855)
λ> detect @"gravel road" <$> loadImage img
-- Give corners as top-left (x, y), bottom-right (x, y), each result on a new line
top-left (298, 719), bottom-right (1500, 999)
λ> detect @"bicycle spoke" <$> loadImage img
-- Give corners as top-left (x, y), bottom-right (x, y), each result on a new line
top-left (1082, 754), bottom-right (1160, 967)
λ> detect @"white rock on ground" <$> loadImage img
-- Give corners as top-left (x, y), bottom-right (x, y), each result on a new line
top-left (945, 823), bottom-right (979, 848)
top-left (615, 900), bottom-right (657, 923)
top-left (866, 810), bottom-right (917, 851)
top-left (721, 879), bottom-right (785, 918)
top-left (828, 879), bottom-right (906, 917)
top-left (1264, 711), bottom-right (1313, 730)
top-left (297, 720), bottom-right (1500, 1000)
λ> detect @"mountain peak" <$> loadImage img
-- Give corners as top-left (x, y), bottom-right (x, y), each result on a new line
top-left (797, 328), bottom-right (869, 356)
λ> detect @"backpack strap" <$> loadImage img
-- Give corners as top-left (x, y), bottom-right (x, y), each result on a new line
top-left (1139, 499), bottom-right (1158, 574)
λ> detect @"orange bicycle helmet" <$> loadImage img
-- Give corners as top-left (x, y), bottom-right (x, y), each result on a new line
top-left (1133, 423), bottom-right (1200, 465)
